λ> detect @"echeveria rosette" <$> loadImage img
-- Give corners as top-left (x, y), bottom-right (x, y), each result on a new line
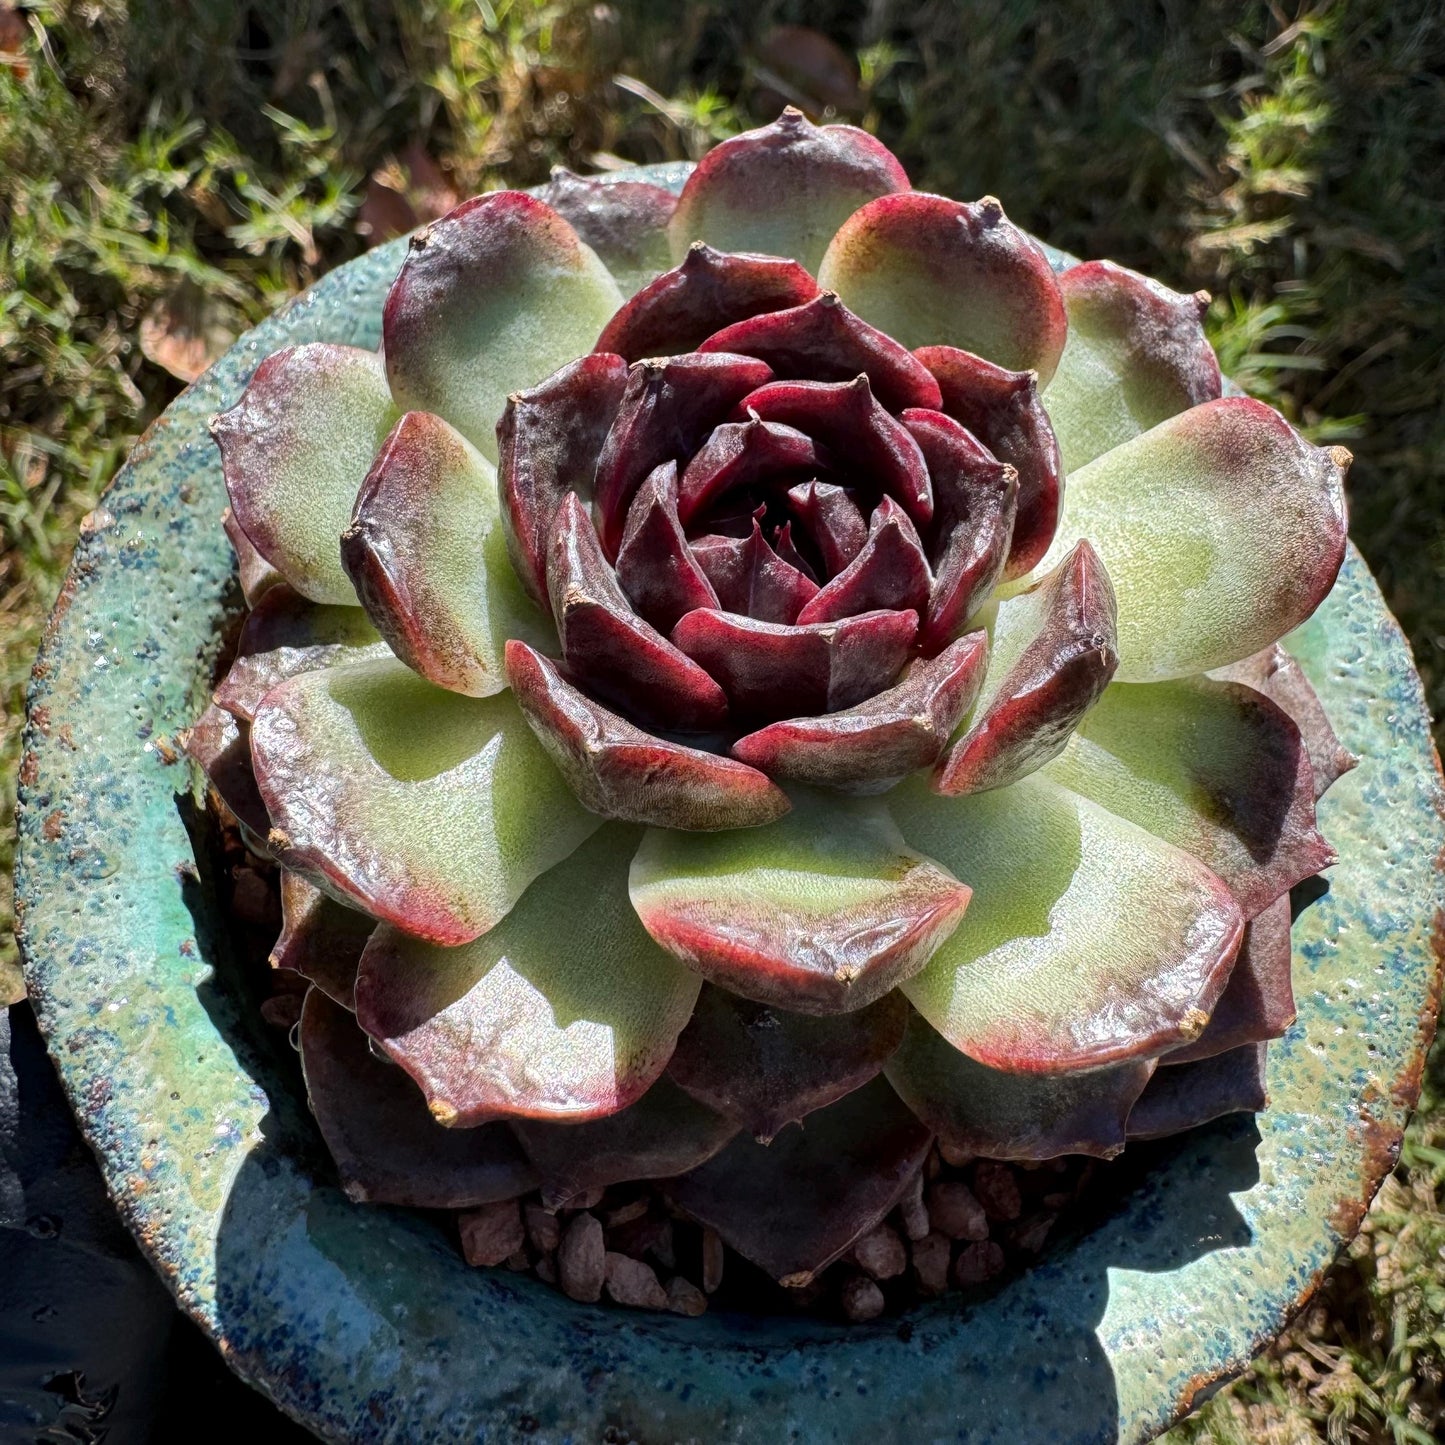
top-left (195, 110), bottom-right (1353, 1290)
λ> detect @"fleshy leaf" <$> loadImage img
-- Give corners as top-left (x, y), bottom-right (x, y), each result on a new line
top-left (786, 480), bottom-right (868, 573)
top-left (615, 462), bottom-right (722, 631)
top-left (796, 497), bottom-right (932, 625)
top-left (1212, 644), bottom-right (1357, 800)
top-left (548, 493), bottom-right (729, 731)
top-left (272, 871), bottom-right (372, 1011)
top-left (300, 989), bottom-right (537, 1207)
top-left (1127, 1043), bottom-right (1269, 1140)
top-left (671, 606), bottom-right (918, 723)
top-left (1169, 896), bottom-right (1294, 1064)
top-left (341, 410), bottom-right (551, 697)
top-left (512, 1076), bottom-right (737, 1210)
top-left (885, 1011), bottom-right (1154, 1160)
top-left (692, 522), bottom-right (820, 624)
top-left (353, 826), bottom-right (701, 1127)
top-left (676, 418), bottom-right (820, 530)
top-left (731, 632), bottom-right (988, 792)
top-left (223, 505), bottom-right (283, 605)
top-left (1043, 674), bottom-right (1333, 917)
top-left (667, 985), bottom-right (909, 1141)
top-left (902, 408), bottom-right (1018, 651)
top-left (595, 243), bottom-right (817, 362)
top-left (669, 107), bottom-right (909, 275)
top-left (935, 541), bottom-right (1118, 795)
top-left (1043, 260), bottom-right (1221, 474)
top-left (893, 771), bottom-right (1244, 1071)
top-left (819, 194), bottom-right (1067, 382)
top-left (212, 343), bottom-right (397, 604)
top-left (534, 168), bottom-right (677, 298)
top-left (914, 346), bottom-right (1061, 578)
top-left (212, 584), bottom-right (387, 722)
top-left (699, 292), bottom-right (943, 411)
top-left (629, 790), bottom-right (971, 1014)
top-left (1037, 397), bottom-right (1349, 681)
top-left (734, 375), bottom-right (932, 528)
top-left (184, 704), bottom-right (270, 850)
top-left (497, 352), bottom-right (629, 605)
top-left (594, 353), bottom-right (775, 556)
top-left (505, 642), bottom-right (789, 830)
top-left (663, 1076), bottom-right (931, 1286)
top-left (383, 191), bottom-right (623, 461)
top-left (250, 657), bottom-right (601, 945)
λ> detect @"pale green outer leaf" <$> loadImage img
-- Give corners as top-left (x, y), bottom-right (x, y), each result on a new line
top-left (1043, 675), bottom-right (1333, 916)
top-left (355, 825), bottom-right (700, 1126)
top-left (1041, 262), bottom-right (1218, 473)
top-left (343, 411), bottom-right (554, 697)
top-left (628, 789), bottom-right (970, 1013)
top-left (383, 193), bottom-right (624, 462)
top-left (212, 343), bottom-right (398, 604)
top-left (892, 771), bottom-right (1243, 1072)
top-left (251, 657), bottom-right (602, 945)
top-left (1032, 397), bottom-right (1348, 681)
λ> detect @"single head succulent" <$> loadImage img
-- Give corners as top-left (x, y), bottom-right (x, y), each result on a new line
top-left (192, 110), bottom-right (1354, 1293)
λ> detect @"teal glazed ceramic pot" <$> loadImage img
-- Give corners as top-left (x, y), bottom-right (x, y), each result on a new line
top-left (15, 164), bottom-right (1445, 1444)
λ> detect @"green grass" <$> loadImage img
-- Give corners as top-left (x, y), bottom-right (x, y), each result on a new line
top-left (2, 1), bottom-right (1443, 1437)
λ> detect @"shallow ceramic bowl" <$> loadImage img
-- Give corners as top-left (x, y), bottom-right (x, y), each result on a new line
top-left (15, 164), bottom-right (1445, 1444)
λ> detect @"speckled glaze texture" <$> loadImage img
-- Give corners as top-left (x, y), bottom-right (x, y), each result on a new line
top-left (15, 164), bottom-right (1445, 1444)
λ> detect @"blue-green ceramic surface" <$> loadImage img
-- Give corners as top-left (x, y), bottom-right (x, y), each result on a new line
top-left (15, 164), bottom-right (1444, 1444)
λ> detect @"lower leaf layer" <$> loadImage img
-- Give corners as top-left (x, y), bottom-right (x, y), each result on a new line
top-left (299, 989), bottom-right (538, 1208)
top-left (354, 825), bottom-right (701, 1128)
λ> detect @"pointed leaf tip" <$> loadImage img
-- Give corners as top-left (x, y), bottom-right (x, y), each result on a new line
top-left (670, 109), bottom-right (909, 275)
top-left (820, 194), bottom-right (1067, 382)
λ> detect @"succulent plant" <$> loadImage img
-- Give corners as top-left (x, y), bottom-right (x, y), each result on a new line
top-left (192, 110), bottom-right (1354, 1294)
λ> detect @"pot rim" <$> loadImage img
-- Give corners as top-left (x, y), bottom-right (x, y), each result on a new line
top-left (14, 162), bottom-right (1445, 1445)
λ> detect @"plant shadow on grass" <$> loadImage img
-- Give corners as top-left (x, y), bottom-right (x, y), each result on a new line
top-left (174, 787), bottom-right (1261, 1445)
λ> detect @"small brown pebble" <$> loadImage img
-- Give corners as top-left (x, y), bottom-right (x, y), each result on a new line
top-left (924, 1147), bottom-right (943, 1179)
top-left (897, 1169), bottom-right (930, 1241)
top-left (525, 1202), bottom-right (561, 1253)
top-left (840, 1274), bottom-right (885, 1322)
top-left (231, 867), bottom-right (279, 928)
top-left (972, 1161), bottom-right (1022, 1221)
top-left (604, 1196), bottom-right (650, 1228)
top-left (853, 1224), bottom-right (907, 1280)
top-left (926, 1180), bottom-right (988, 1240)
top-left (1012, 1214), bottom-right (1054, 1254)
top-left (952, 1239), bottom-right (1006, 1287)
top-left (604, 1252), bottom-right (668, 1309)
top-left (664, 1276), bottom-right (708, 1317)
top-left (937, 1139), bottom-right (975, 1169)
top-left (259, 993), bottom-right (303, 1030)
top-left (701, 1228), bottom-right (724, 1293)
top-left (911, 1232), bottom-right (951, 1296)
top-left (559, 1212), bottom-right (605, 1302)
top-left (459, 1200), bottom-right (525, 1268)
top-left (535, 1254), bottom-right (557, 1285)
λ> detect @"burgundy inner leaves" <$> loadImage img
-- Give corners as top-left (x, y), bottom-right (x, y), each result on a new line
top-left (500, 271), bottom-right (1052, 739)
